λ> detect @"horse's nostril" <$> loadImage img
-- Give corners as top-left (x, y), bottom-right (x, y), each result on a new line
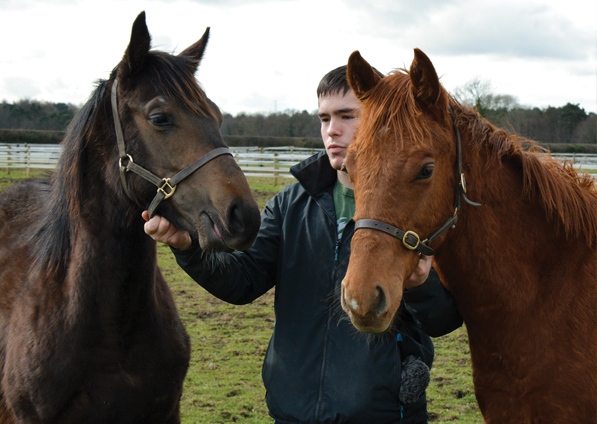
top-left (223, 199), bottom-right (261, 251)
top-left (227, 201), bottom-right (244, 233)
top-left (375, 286), bottom-right (387, 316)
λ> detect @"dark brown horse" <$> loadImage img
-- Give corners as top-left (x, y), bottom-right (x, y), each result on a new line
top-left (0, 12), bottom-right (260, 424)
top-left (342, 49), bottom-right (596, 423)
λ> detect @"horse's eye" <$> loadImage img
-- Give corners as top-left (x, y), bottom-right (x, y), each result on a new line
top-left (149, 114), bottom-right (172, 127)
top-left (416, 163), bottom-right (434, 180)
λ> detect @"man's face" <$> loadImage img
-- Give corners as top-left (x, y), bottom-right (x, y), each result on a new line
top-left (318, 90), bottom-right (361, 171)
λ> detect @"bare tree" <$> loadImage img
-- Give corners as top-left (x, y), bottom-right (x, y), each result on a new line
top-left (453, 77), bottom-right (519, 115)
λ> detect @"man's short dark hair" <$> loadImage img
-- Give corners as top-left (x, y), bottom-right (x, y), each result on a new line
top-left (317, 64), bottom-right (384, 98)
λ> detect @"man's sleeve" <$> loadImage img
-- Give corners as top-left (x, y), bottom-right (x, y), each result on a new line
top-left (403, 269), bottom-right (463, 337)
top-left (171, 194), bottom-right (283, 305)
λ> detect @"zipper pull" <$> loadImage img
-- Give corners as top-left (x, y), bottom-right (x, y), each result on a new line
top-left (334, 239), bottom-right (341, 262)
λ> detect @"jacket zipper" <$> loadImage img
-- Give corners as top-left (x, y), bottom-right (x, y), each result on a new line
top-left (334, 238), bottom-right (341, 264)
top-left (316, 235), bottom-right (342, 418)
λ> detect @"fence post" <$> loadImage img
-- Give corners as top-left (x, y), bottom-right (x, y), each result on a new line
top-left (26, 143), bottom-right (30, 177)
top-left (6, 144), bottom-right (10, 175)
top-left (273, 152), bottom-right (279, 187)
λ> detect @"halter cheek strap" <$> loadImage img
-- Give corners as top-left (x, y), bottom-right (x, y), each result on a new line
top-left (354, 105), bottom-right (481, 256)
top-left (111, 79), bottom-right (232, 218)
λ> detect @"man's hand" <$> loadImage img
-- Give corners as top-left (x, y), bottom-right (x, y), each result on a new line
top-left (405, 255), bottom-right (433, 290)
top-left (142, 211), bottom-right (192, 250)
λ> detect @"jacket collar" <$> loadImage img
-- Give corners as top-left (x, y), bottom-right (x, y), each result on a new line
top-left (290, 151), bottom-right (337, 198)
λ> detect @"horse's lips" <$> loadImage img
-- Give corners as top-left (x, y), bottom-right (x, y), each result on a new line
top-left (196, 212), bottom-right (233, 253)
top-left (213, 223), bottom-right (224, 240)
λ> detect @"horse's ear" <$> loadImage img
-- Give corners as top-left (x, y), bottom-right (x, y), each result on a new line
top-left (410, 48), bottom-right (447, 111)
top-left (178, 27), bottom-right (210, 72)
top-left (120, 11), bottom-right (151, 79)
top-left (347, 51), bottom-right (381, 100)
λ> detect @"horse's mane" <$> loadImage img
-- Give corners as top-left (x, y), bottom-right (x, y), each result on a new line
top-left (453, 101), bottom-right (597, 245)
top-left (357, 68), bottom-right (597, 246)
top-left (32, 79), bottom-right (108, 279)
top-left (33, 49), bottom-right (218, 278)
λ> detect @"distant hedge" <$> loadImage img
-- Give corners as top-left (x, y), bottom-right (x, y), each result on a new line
top-left (0, 129), bottom-right (594, 153)
top-left (0, 129), bottom-right (323, 149)
top-left (0, 129), bottom-right (65, 145)
top-left (522, 142), bottom-right (597, 154)
top-left (222, 135), bottom-right (322, 149)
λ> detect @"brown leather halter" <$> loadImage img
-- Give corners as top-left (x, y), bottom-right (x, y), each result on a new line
top-left (353, 106), bottom-right (481, 256)
top-left (111, 79), bottom-right (232, 218)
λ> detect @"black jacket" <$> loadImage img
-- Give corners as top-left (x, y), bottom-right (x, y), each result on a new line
top-left (173, 152), bottom-right (462, 424)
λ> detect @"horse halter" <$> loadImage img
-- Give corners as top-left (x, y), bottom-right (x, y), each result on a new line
top-left (110, 79), bottom-right (232, 218)
top-left (353, 106), bottom-right (481, 256)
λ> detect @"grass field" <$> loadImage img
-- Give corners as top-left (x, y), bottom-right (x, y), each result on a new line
top-left (0, 171), bottom-right (484, 423)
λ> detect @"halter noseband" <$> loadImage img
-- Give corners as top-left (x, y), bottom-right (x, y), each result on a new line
top-left (111, 79), bottom-right (232, 218)
top-left (354, 106), bottom-right (481, 256)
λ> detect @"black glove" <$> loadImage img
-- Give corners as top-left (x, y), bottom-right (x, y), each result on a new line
top-left (399, 356), bottom-right (430, 405)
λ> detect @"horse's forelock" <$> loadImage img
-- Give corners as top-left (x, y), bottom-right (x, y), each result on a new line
top-left (143, 52), bottom-right (217, 120)
top-left (357, 69), bottom-right (434, 154)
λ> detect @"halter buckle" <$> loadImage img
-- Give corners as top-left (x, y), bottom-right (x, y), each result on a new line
top-left (158, 178), bottom-right (177, 199)
top-left (119, 154), bottom-right (133, 172)
top-left (402, 230), bottom-right (421, 251)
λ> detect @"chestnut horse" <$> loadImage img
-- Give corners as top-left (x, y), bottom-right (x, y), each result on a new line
top-left (0, 12), bottom-right (260, 424)
top-left (342, 49), bottom-right (596, 423)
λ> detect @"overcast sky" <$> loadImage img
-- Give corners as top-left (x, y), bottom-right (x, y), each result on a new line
top-left (1, 0), bottom-right (595, 116)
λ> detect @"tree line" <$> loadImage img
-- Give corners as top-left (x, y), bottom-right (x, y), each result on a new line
top-left (0, 100), bottom-right (78, 132)
top-left (452, 77), bottom-right (596, 145)
top-left (1, 92), bottom-right (595, 145)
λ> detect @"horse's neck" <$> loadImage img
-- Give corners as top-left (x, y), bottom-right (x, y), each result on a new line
top-left (51, 150), bottom-right (159, 312)
top-left (434, 139), bottom-right (586, 328)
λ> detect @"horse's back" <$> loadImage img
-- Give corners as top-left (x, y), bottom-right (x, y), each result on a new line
top-left (0, 178), bottom-right (49, 322)
top-left (0, 178), bottom-right (48, 233)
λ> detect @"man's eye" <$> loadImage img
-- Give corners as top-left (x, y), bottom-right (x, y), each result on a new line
top-left (416, 163), bottom-right (434, 180)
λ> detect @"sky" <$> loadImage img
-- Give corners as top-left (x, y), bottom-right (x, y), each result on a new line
top-left (1, 0), bottom-right (595, 116)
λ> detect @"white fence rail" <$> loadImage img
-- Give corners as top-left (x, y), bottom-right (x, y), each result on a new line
top-left (0, 144), bottom-right (595, 180)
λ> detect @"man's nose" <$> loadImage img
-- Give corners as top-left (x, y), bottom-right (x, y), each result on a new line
top-left (327, 118), bottom-right (341, 136)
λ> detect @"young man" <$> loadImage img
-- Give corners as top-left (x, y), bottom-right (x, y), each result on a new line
top-left (144, 66), bottom-right (462, 424)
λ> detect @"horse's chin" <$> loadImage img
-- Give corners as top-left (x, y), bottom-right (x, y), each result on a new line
top-left (346, 312), bottom-right (394, 334)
